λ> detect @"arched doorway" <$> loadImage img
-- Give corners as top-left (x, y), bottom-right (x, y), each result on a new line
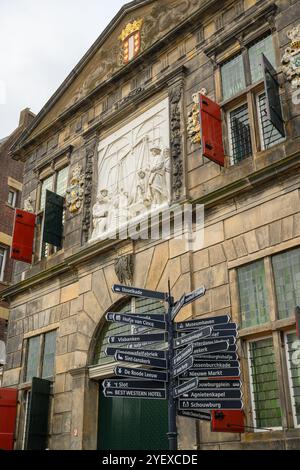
top-left (93, 297), bottom-right (168, 450)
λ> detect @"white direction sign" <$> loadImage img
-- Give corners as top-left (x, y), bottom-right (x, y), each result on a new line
top-left (182, 389), bottom-right (242, 400)
top-left (173, 357), bottom-right (194, 378)
top-left (174, 326), bottom-right (212, 349)
top-left (172, 287), bottom-right (206, 320)
top-left (177, 410), bottom-right (211, 422)
top-left (114, 366), bottom-right (168, 382)
top-left (192, 340), bottom-right (229, 357)
top-left (178, 400), bottom-right (243, 411)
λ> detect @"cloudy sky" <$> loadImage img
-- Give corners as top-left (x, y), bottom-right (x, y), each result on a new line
top-left (0, 0), bottom-right (128, 137)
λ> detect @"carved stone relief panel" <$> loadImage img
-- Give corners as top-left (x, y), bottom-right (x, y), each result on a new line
top-left (90, 98), bottom-right (171, 242)
top-left (282, 24), bottom-right (300, 89)
top-left (66, 164), bottom-right (84, 214)
top-left (82, 140), bottom-right (97, 243)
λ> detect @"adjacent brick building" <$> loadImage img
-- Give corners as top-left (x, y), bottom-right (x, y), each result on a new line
top-left (0, 108), bottom-right (35, 384)
top-left (2, 0), bottom-right (300, 451)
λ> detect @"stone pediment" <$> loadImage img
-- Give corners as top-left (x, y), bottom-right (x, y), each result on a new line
top-left (15, 0), bottom-right (202, 147)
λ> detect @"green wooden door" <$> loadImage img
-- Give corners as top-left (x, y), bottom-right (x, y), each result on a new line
top-left (98, 385), bottom-right (168, 450)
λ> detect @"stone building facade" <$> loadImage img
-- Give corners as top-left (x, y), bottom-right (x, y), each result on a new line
top-left (2, 0), bottom-right (300, 450)
top-left (0, 108), bottom-right (35, 384)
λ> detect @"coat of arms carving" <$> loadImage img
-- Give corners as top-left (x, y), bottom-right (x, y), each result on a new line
top-left (187, 89), bottom-right (207, 145)
top-left (282, 24), bottom-right (300, 88)
top-left (119, 19), bottom-right (144, 64)
top-left (66, 164), bottom-right (84, 214)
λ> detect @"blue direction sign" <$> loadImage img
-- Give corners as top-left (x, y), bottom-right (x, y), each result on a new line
top-left (173, 378), bottom-right (199, 398)
top-left (176, 315), bottom-right (230, 331)
top-left (192, 340), bottom-right (229, 356)
top-left (182, 389), bottom-right (242, 400)
top-left (173, 357), bottom-right (194, 378)
top-left (182, 367), bottom-right (240, 379)
top-left (193, 360), bottom-right (240, 370)
top-left (177, 410), bottom-right (211, 422)
top-left (173, 344), bottom-right (194, 367)
top-left (105, 347), bottom-right (167, 360)
top-left (106, 312), bottom-right (166, 331)
top-left (112, 284), bottom-right (168, 301)
top-left (104, 388), bottom-right (167, 400)
top-left (114, 366), bottom-right (168, 382)
top-left (172, 287), bottom-right (206, 320)
top-left (103, 379), bottom-right (166, 390)
top-left (115, 351), bottom-right (167, 369)
top-left (174, 326), bottom-right (212, 349)
top-left (180, 380), bottom-right (241, 389)
top-left (108, 333), bottom-right (167, 345)
top-left (178, 400), bottom-right (243, 411)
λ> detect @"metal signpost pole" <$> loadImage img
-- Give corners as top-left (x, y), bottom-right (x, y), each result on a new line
top-left (167, 283), bottom-right (177, 451)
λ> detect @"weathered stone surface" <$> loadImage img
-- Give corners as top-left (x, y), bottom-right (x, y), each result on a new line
top-left (79, 275), bottom-right (92, 295)
top-left (59, 317), bottom-right (78, 337)
top-left (203, 222), bottom-right (224, 248)
top-left (61, 283), bottom-right (79, 303)
top-left (222, 239), bottom-right (237, 261)
top-left (209, 245), bottom-right (226, 266)
top-left (233, 236), bottom-right (248, 258)
top-left (92, 270), bottom-right (112, 313)
top-left (83, 291), bottom-right (102, 324)
top-left (42, 290), bottom-right (61, 310)
top-left (55, 353), bottom-right (74, 374)
top-left (147, 242), bottom-right (169, 290)
top-left (2, 368), bottom-right (21, 387)
top-left (193, 249), bottom-right (209, 272)
top-left (54, 392), bottom-right (73, 414)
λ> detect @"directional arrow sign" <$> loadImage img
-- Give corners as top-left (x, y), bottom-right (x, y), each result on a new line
top-left (182, 389), bottom-right (242, 400)
top-left (174, 326), bottom-right (212, 349)
top-left (112, 284), bottom-right (168, 301)
top-left (180, 380), bottom-right (241, 390)
top-left (104, 388), bottom-right (167, 400)
top-left (192, 340), bottom-right (229, 356)
top-left (115, 352), bottom-right (167, 369)
top-left (192, 337), bottom-right (236, 349)
top-left (193, 360), bottom-right (240, 370)
top-left (105, 347), bottom-right (167, 360)
top-left (210, 329), bottom-right (237, 339)
top-left (182, 367), bottom-right (240, 379)
top-left (213, 323), bottom-right (238, 331)
top-left (195, 352), bottom-right (238, 362)
top-left (103, 380), bottom-right (166, 390)
top-left (178, 400), bottom-right (243, 411)
top-left (176, 315), bottom-right (231, 331)
top-left (114, 366), bottom-right (168, 382)
top-left (173, 344), bottom-right (194, 367)
top-left (173, 378), bottom-right (199, 398)
top-left (106, 313), bottom-right (166, 331)
top-left (108, 333), bottom-right (167, 345)
top-left (177, 410), bottom-right (211, 422)
top-left (172, 287), bottom-right (206, 320)
top-left (173, 357), bottom-right (194, 378)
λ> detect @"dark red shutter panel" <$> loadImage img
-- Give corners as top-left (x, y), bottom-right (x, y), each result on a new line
top-left (10, 210), bottom-right (36, 264)
top-left (0, 388), bottom-right (18, 450)
top-left (200, 94), bottom-right (225, 167)
top-left (211, 410), bottom-right (245, 433)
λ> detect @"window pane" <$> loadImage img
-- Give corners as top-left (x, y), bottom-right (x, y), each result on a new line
top-left (238, 260), bottom-right (269, 328)
top-left (8, 190), bottom-right (17, 207)
top-left (273, 248), bottom-right (300, 320)
top-left (93, 298), bottom-right (166, 365)
top-left (249, 35), bottom-right (276, 84)
top-left (56, 167), bottom-right (69, 197)
top-left (229, 103), bottom-right (252, 165)
top-left (286, 332), bottom-right (300, 427)
top-left (221, 54), bottom-right (246, 101)
top-left (0, 247), bottom-right (6, 281)
top-left (257, 93), bottom-right (285, 150)
top-left (26, 336), bottom-right (40, 382)
top-left (42, 330), bottom-right (57, 378)
top-left (40, 176), bottom-right (54, 211)
top-left (249, 338), bottom-right (282, 429)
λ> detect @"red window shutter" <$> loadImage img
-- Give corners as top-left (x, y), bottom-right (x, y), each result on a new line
top-left (0, 388), bottom-right (18, 450)
top-left (211, 410), bottom-right (245, 433)
top-left (200, 94), bottom-right (225, 167)
top-left (10, 210), bottom-right (36, 264)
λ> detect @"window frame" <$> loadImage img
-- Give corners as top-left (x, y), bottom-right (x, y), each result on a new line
top-left (218, 32), bottom-right (285, 164)
top-left (284, 330), bottom-right (300, 429)
top-left (7, 188), bottom-right (18, 208)
top-left (0, 245), bottom-right (7, 282)
top-left (247, 335), bottom-right (283, 432)
top-left (24, 330), bottom-right (57, 385)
